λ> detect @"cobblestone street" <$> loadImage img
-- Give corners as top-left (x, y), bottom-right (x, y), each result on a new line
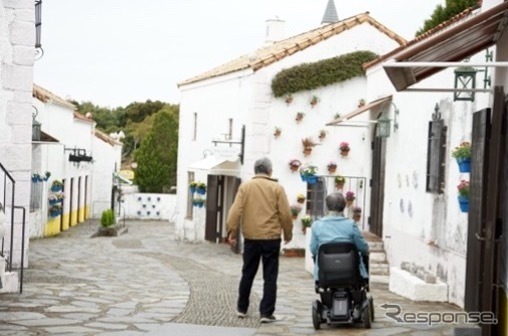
top-left (0, 220), bottom-right (475, 335)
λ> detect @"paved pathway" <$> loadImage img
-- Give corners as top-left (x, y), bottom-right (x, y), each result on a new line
top-left (0, 220), bottom-right (477, 335)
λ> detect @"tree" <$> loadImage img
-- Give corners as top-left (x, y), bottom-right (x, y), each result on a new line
top-left (133, 110), bottom-right (179, 193)
top-left (415, 0), bottom-right (478, 36)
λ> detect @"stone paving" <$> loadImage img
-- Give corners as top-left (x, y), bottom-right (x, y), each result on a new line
top-left (0, 220), bottom-right (477, 335)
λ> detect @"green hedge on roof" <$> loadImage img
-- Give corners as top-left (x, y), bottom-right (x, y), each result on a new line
top-left (271, 50), bottom-right (378, 97)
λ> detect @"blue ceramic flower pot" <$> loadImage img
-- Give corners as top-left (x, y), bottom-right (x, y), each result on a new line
top-left (458, 196), bottom-right (469, 213)
top-left (457, 158), bottom-right (471, 173)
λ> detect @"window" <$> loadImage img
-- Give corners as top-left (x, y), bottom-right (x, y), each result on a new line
top-left (426, 114), bottom-right (447, 194)
top-left (186, 172), bottom-right (195, 219)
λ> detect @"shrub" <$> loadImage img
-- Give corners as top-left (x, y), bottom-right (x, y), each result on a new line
top-left (101, 209), bottom-right (116, 228)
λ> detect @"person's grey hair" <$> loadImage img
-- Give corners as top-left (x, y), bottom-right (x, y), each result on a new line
top-left (326, 192), bottom-right (346, 212)
top-left (254, 157), bottom-right (273, 175)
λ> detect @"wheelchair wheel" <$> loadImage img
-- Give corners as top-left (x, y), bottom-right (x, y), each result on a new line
top-left (362, 299), bottom-right (372, 329)
top-left (312, 300), bottom-right (321, 330)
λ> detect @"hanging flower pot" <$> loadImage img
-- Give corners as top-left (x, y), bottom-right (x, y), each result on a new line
top-left (296, 194), bottom-right (306, 204)
top-left (335, 176), bottom-right (346, 190)
top-left (339, 142), bottom-right (350, 157)
top-left (345, 191), bottom-right (355, 207)
top-left (452, 142), bottom-right (471, 173)
top-left (289, 159), bottom-right (302, 172)
top-left (458, 196), bottom-right (469, 213)
top-left (456, 158), bottom-right (471, 173)
top-left (353, 213), bottom-right (361, 222)
top-left (457, 180), bottom-right (469, 213)
top-left (327, 161), bottom-right (337, 174)
top-left (307, 175), bottom-right (318, 185)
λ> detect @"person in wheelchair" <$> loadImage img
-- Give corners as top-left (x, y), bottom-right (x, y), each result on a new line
top-left (310, 192), bottom-right (369, 282)
top-left (309, 192), bottom-right (372, 329)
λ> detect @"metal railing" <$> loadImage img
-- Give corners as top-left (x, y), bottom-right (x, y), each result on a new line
top-left (0, 162), bottom-right (26, 293)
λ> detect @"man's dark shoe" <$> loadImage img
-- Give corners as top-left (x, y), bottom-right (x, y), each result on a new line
top-left (260, 315), bottom-right (276, 323)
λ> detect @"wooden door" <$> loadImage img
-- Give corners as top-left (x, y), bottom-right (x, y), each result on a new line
top-left (369, 134), bottom-right (386, 237)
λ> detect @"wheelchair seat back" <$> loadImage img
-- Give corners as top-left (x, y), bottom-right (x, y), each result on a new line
top-left (317, 242), bottom-right (361, 288)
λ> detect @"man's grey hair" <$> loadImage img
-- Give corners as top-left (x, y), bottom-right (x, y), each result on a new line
top-left (325, 192), bottom-right (346, 212)
top-left (254, 157), bottom-right (273, 175)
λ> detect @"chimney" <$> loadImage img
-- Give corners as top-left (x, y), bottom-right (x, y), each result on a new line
top-left (265, 17), bottom-right (285, 44)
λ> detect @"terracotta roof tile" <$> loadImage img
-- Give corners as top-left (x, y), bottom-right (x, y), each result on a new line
top-left (33, 84), bottom-right (77, 110)
top-left (95, 129), bottom-right (122, 146)
top-left (363, 5), bottom-right (479, 70)
top-left (178, 13), bottom-right (406, 87)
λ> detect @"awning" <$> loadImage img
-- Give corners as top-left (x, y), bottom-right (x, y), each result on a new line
top-left (326, 95), bottom-right (392, 126)
top-left (384, 1), bottom-right (508, 91)
top-left (188, 155), bottom-right (241, 176)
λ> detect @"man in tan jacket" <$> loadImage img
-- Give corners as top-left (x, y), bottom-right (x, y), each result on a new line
top-left (227, 157), bottom-right (293, 323)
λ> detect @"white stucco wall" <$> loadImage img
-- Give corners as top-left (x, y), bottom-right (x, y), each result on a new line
top-left (90, 135), bottom-right (122, 219)
top-left (0, 0), bottom-right (35, 267)
top-left (365, 46), bottom-right (493, 307)
top-left (176, 21), bottom-right (403, 244)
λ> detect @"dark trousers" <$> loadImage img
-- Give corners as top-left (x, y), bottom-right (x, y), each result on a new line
top-left (237, 239), bottom-right (281, 316)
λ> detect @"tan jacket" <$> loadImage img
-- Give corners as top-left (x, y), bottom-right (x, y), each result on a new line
top-left (226, 174), bottom-right (293, 241)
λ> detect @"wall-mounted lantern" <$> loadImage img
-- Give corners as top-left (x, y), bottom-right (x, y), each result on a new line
top-left (454, 66), bottom-right (477, 102)
top-left (376, 114), bottom-right (391, 138)
top-left (32, 106), bottom-right (41, 141)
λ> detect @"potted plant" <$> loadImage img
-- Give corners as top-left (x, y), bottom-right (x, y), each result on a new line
top-left (301, 137), bottom-right (317, 156)
top-left (285, 94), bottom-right (293, 105)
top-left (51, 180), bottom-right (64, 192)
top-left (290, 204), bottom-right (302, 219)
top-left (48, 194), bottom-right (58, 205)
top-left (295, 112), bottom-right (305, 123)
top-left (301, 215), bottom-right (312, 233)
top-left (274, 126), bottom-right (282, 138)
top-left (289, 159), bottom-right (302, 172)
top-left (300, 165), bottom-right (318, 184)
top-left (335, 176), bottom-right (346, 189)
top-left (339, 142), bottom-right (350, 157)
top-left (196, 182), bottom-right (207, 195)
top-left (451, 142), bottom-right (471, 172)
top-left (318, 129), bottom-right (327, 141)
top-left (345, 191), bottom-right (355, 206)
top-left (352, 206), bottom-right (362, 222)
top-left (310, 95), bottom-right (319, 107)
top-left (49, 204), bottom-right (63, 218)
top-left (358, 98), bottom-right (366, 107)
top-left (327, 161), bottom-right (337, 174)
top-left (193, 196), bottom-right (206, 208)
top-left (457, 180), bottom-right (470, 213)
top-left (189, 181), bottom-right (198, 193)
top-left (334, 112), bottom-right (341, 120)
top-left (296, 193), bottom-right (306, 204)
top-left (100, 209), bottom-right (116, 227)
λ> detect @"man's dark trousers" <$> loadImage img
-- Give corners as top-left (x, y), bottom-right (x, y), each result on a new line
top-left (237, 239), bottom-right (281, 316)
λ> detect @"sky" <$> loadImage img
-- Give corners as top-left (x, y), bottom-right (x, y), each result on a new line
top-left (33, 0), bottom-right (444, 108)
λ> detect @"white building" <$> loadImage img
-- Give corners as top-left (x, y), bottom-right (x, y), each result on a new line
top-left (31, 84), bottom-right (123, 236)
top-left (176, 9), bottom-right (405, 249)
top-left (0, 0), bottom-right (36, 292)
top-left (327, 1), bottom-right (507, 332)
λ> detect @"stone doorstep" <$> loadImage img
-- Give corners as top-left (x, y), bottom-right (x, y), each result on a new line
top-left (369, 251), bottom-right (387, 262)
top-left (367, 241), bottom-right (384, 252)
top-left (389, 267), bottom-right (448, 302)
top-left (370, 263), bottom-right (390, 275)
top-left (0, 272), bottom-right (19, 294)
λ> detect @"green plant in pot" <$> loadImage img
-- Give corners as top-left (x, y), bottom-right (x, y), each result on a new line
top-left (101, 209), bottom-right (116, 228)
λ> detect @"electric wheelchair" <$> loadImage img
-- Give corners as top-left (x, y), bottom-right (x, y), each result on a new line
top-left (312, 242), bottom-right (374, 329)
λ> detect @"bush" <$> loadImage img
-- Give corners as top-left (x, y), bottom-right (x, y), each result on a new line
top-left (101, 209), bottom-right (116, 228)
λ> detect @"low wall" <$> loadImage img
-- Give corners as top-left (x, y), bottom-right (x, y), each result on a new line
top-left (118, 193), bottom-right (177, 221)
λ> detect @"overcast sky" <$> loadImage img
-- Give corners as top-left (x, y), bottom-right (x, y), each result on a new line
top-left (33, 0), bottom-right (443, 108)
